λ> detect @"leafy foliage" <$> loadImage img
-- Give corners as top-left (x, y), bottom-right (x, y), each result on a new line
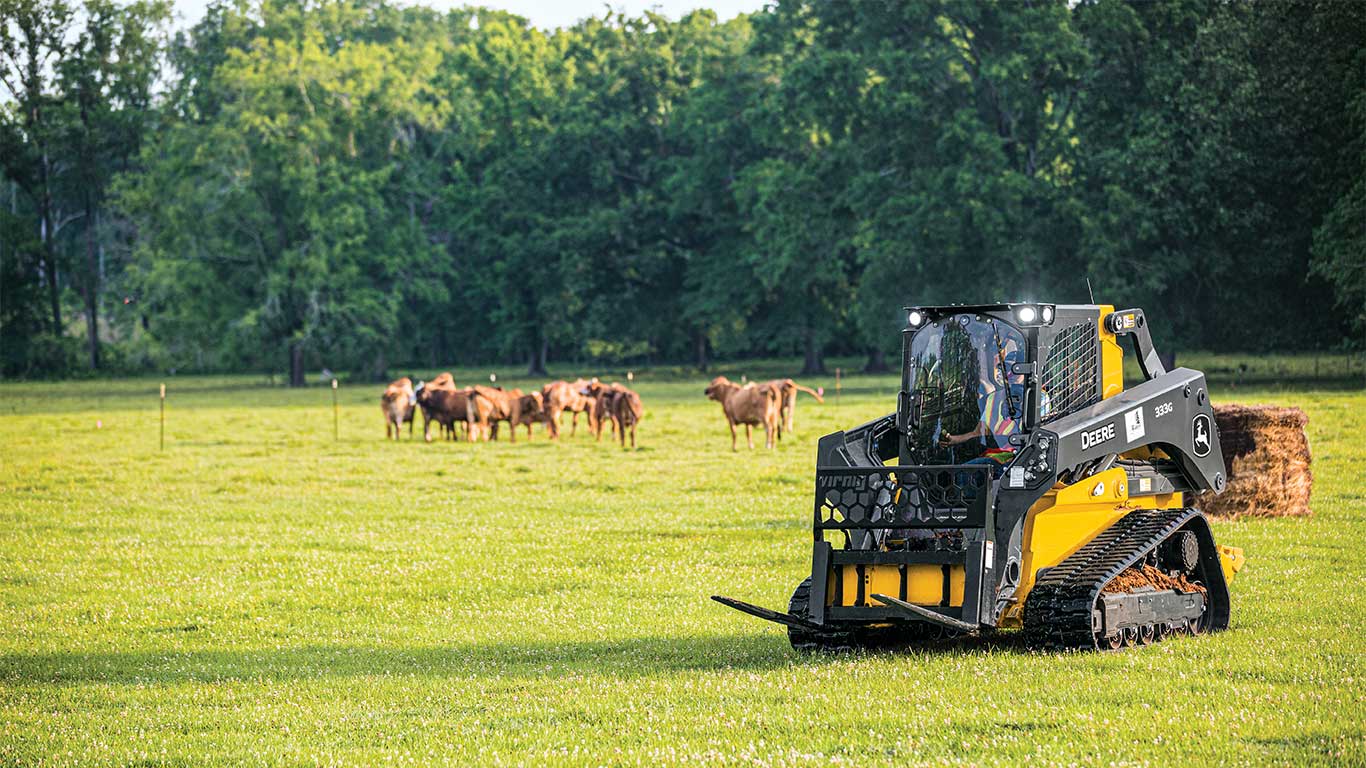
top-left (2, 0), bottom-right (1362, 380)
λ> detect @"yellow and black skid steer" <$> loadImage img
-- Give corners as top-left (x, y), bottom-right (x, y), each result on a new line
top-left (713, 304), bottom-right (1245, 651)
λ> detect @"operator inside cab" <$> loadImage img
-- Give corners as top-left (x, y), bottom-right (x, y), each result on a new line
top-left (906, 313), bottom-right (1049, 470)
top-left (937, 339), bottom-right (1023, 474)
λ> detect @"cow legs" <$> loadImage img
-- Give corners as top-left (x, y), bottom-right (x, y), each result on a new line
top-left (386, 419), bottom-right (393, 440)
top-left (745, 423), bottom-right (754, 450)
top-left (571, 411), bottom-right (579, 436)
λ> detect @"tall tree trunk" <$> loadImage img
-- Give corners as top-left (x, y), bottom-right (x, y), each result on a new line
top-left (39, 149), bottom-right (61, 334)
top-left (801, 325), bottom-right (826, 375)
top-left (83, 205), bottom-right (100, 369)
top-left (863, 346), bottom-right (889, 373)
top-left (40, 218), bottom-right (61, 334)
top-left (694, 329), bottom-right (708, 372)
top-left (527, 334), bottom-right (548, 376)
top-left (289, 342), bottom-right (305, 387)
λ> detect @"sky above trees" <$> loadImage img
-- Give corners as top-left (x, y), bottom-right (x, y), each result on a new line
top-left (169, 0), bottom-right (768, 29)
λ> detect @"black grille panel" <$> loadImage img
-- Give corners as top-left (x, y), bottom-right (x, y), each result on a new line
top-left (815, 466), bottom-right (991, 529)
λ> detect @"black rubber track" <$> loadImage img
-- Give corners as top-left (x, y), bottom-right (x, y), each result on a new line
top-left (787, 578), bottom-right (853, 651)
top-left (1022, 507), bottom-right (1229, 650)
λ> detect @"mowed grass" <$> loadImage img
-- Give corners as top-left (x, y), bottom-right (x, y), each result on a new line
top-left (1, 359), bottom-right (1363, 766)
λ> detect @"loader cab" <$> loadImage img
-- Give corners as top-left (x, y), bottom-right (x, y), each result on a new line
top-left (900, 312), bottom-right (1027, 466)
top-left (898, 304), bottom-right (1116, 471)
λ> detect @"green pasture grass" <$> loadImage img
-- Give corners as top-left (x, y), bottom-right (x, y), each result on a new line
top-left (0, 362), bottom-right (1362, 766)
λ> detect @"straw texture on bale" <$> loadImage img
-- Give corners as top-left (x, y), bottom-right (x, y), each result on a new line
top-left (1195, 404), bottom-right (1312, 518)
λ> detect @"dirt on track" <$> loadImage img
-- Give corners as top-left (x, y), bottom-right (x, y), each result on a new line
top-left (1102, 564), bottom-right (1206, 595)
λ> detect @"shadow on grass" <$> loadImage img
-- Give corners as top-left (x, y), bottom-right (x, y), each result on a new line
top-left (0, 628), bottom-right (1046, 688)
top-left (0, 633), bottom-right (822, 686)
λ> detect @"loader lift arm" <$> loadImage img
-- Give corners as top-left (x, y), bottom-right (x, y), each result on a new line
top-left (1107, 308), bottom-right (1166, 381)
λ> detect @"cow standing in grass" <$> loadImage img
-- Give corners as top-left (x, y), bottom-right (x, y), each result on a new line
top-left (581, 380), bottom-right (622, 442)
top-left (763, 379), bottom-right (824, 440)
top-left (418, 385), bottom-right (474, 442)
top-left (612, 388), bottom-right (644, 449)
top-left (381, 377), bottom-right (417, 440)
top-left (512, 391), bottom-right (546, 440)
top-left (416, 372), bottom-right (462, 441)
top-left (705, 376), bottom-right (779, 450)
top-left (468, 386), bottom-right (524, 442)
top-left (541, 379), bottom-right (595, 439)
top-left (580, 380), bottom-right (644, 448)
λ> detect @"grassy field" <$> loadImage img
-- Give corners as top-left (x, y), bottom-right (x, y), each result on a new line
top-left (1, 358), bottom-right (1363, 766)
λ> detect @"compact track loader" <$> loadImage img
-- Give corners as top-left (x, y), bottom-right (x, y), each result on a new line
top-left (714, 304), bottom-right (1245, 651)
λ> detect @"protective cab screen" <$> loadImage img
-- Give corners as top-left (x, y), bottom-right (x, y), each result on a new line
top-left (904, 314), bottom-right (1027, 465)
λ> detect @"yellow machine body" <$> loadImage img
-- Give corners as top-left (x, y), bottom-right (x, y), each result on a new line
top-left (998, 468), bottom-right (1183, 627)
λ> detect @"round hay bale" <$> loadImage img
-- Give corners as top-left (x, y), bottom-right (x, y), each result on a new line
top-left (1195, 404), bottom-right (1312, 519)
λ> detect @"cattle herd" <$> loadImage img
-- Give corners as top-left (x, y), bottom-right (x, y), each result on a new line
top-left (380, 372), bottom-right (823, 451)
top-left (381, 374), bottom-right (645, 448)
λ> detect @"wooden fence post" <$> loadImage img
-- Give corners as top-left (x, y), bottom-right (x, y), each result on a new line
top-left (332, 378), bottom-right (339, 442)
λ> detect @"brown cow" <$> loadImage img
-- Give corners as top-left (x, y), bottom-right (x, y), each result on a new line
top-left (541, 379), bottom-right (595, 439)
top-left (763, 378), bottom-right (824, 439)
top-left (417, 386), bottom-right (473, 442)
top-left (417, 373), bottom-right (461, 440)
top-left (581, 380), bottom-right (627, 442)
top-left (380, 377), bottom-right (417, 440)
top-left (512, 391), bottom-right (546, 440)
top-left (612, 388), bottom-right (644, 449)
top-left (705, 375), bottom-right (780, 450)
top-left (427, 372), bottom-right (457, 391)
top-left (468, 385), bottom-right (524, 442)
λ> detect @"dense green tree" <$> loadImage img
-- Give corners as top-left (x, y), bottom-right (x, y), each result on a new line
top-left (59, 0), bottom-right (169, 369)
top-left (1, 0), bottom-right (168, 374)
top-left (3, 0), bottom-right (1362, 380)
top-left (1, 0), bottom-right (73, 337)
top-left (118, 0), bottom-right (450, 384)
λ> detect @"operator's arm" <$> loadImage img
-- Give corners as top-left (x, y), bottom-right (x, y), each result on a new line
top-left (940, 420), bottom-right (988, 446)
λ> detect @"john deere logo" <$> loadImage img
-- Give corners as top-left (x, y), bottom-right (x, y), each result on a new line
top-left (1192, 414), bottom-right (1212, 458)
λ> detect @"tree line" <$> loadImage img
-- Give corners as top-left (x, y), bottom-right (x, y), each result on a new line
top-left (2, 0), bottom-right (1362, 384)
